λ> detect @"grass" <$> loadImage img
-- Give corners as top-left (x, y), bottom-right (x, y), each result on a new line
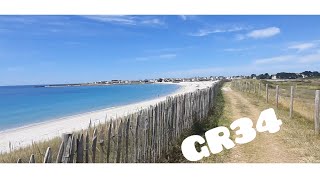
top-left (159, 85), bottom-right (227, 163)
top-left (0, 137), bottom-right (62, 163)
top-left (235, 78), bottom-right (319, 121)
top-left (0, 125), bottom-right (110, 163)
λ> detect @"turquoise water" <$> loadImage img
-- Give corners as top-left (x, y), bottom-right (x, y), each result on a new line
top-left (0, 84), bottom-right (179, 131)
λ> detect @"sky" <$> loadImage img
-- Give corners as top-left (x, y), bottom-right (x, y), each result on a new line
top-left (1, 15), bottom-right (320, 85)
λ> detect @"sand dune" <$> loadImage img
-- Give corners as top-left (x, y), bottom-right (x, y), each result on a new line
top-left (0, 81), bottom-right (218, 153)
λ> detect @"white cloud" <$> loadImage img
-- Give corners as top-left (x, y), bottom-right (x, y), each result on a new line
top-left (288, 42), bottom-right (316, 52)
top-left (223, 47), bottom-right (253, 52)
top-left (135, 53), bottom-right (177, 62)
top-left (178, 15), bottom-right (198, 21)
top-left (247, 27), bottom-right (280, 39)
top-left (254, 52), bottom-right (320, 65)
top-left (298, 53), bottom-right (320, 63)
top-left (158, 54), bottom-right (177, 59)
top-left (237, 27), bottom-right (280, 40)
top-left (145, 46), bottom-right (192, 53)
top-left (84, 16), bottom-right (136, 25)
top-left (82, 16), bottom-right (165, 27)
top-left (165, 67), bottom-right (225, 76)
top-left (189, 26), bottom-right (246, 37)
top-left (254, 55), bottom-right (295, 64)
top-left (141, 18), bottom-right (165, 26)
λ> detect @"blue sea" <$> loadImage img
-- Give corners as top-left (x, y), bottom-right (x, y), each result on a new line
top-left (0, 84), bottom-right (179, 131)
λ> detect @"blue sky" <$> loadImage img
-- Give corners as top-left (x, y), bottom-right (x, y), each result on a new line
top-left (1, 15), bottom-right (320, 85)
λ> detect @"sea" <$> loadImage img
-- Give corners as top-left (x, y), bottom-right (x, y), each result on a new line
top-left (0, 83), bottom-right (179, 131)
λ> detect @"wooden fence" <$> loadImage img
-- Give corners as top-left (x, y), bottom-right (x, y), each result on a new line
top-left (231, 80), bottom-right (320, 134)
top-left (16, 81), bottom-right (223, 163)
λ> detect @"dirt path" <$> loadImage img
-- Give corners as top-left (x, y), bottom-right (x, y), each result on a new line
top-left (221, 83), bottom-right (296, 162)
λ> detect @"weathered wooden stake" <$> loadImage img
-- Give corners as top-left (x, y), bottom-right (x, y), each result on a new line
top-left (44, 147), bottom-right (52, 163)
top-left (276, 85), bottom-right (279, 109)
top-left (116, 120), bottom-right (123, 163)
top-left (290, 86), bottom-right (294, 118)
top-left (85, 131), bottom-right (89, 163)
top-left (76, 134), bottom-right (84, 163)
top-left (98, 128), bottom-right (105, 163)
top-left (29, 154), bottom-right (35, 163)
top-left (61, 133), bottom-right (72, 163)
top-left (266, 84), bottom-right (269, 103)
top-left (56, 141), bottom-right (64, 163)
top-left (91, 130), bottom-right (97, 163)
top-left (315, 90), bottom-right (320, 134)
top-left (259, 83), bottom-right (261, 96)
top-left (135, 115), bottom-right (140, 163)
top-left (106, 121), bottom-right (112, 163)
top-left (125, 118), bottom-right (130, 163)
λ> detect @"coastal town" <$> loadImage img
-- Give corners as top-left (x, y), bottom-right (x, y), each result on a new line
top-left (42, 70), bottom-right (320, 87)
top-left (42, 76), bottom-right (227, 87)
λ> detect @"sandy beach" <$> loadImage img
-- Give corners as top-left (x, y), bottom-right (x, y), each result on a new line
top-left (0, 81), bottom-right (217, 153)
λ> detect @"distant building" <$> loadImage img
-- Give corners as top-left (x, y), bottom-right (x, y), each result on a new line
top-left (271, 75), bottom-right (277, 80)
top-left (111, 80), bottom-right (121, 84)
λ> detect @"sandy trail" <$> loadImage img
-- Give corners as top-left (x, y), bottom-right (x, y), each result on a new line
top-left (0, 81), bottom-right (217, 153)
top-left (222, 83), bottom-right (295, 163)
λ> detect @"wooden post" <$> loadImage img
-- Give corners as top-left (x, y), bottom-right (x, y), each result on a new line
top-left (43, 147), bottom-right (52, 163)
top-left (106, 121), bottom-right (112, 163)
top-left (290, 86), bottom-right (294, 118)
top-left (91, 130), bottom-right (97, 163)
top-left (61, 133), bottom-right (72, 163)
top-left (29, 154), bottom-right (35, 163)
top-left (125, 118), bottom-right (130, 163)
top-left (76, 133), bottom-right (84, 163)
top-left (98, 128), bottom-right (105, 163)
top-left (116, 120), bottom-right (123, 163)
top-left (56, 141), bottom-right (64, 163)
top-left (276, 85), bottom-right (279, 109)
top-left (121, 118), bottom-right (127, 163)
top-left (266, 84), bottom-right (269, 103)
top-left (70, 135), bottom-right (76, 163)
top-left (135, 115), bottom-right (140, 163)
top-left (259, 83), bottom-right (261, 96)
top-left (85, 131), bottom-right (89, 163)
top-left (315, 90), bottom-right (320, 134)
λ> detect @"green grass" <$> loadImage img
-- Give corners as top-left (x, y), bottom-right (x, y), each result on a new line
top-left (160, 85), bottom-right (227, 163)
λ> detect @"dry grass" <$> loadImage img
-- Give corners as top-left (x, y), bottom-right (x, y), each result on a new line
top-left (201, 81), bottom-right (320, 163)
top-left (241, 89), bottom-right (320, 162)
top-left (0, 137), bottom-right (61, 163)
top-left (0, 125), bottom-right (109, 163)
top-left (236, 79), bottom-right (319, 121)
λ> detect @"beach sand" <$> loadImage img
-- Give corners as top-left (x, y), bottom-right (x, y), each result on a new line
top-left (0, 81), bottom-right (218, 153)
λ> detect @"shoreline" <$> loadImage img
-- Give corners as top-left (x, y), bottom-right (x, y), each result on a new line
top-left (0, 83), bottom-right (179, 134)
top-left (0, 81), bottom-right (217, 153)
